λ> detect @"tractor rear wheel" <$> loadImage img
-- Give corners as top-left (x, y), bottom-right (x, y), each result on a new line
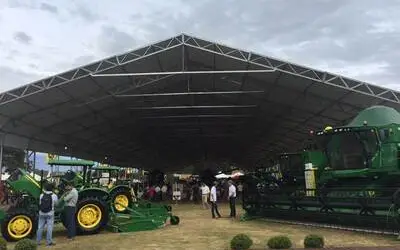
top-left (75, 197), bottom-right (108, 235)
top-left (109, 188), bottom-right (132, 213)
top-left (1, 209), bottom-right (37, 242)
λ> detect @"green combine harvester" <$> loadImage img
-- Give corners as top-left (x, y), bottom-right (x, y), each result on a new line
top-left (0, 162), bottom-right (179, 241)
top-left (242, 105), bottom-right (400, 232)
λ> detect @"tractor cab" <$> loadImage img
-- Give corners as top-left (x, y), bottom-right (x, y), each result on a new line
top-left (89, 166), bottom-right (124, 188)
top-left (47, 158), bottom-right (95, 195)
top-left (0, 156), bottom-right (180, 242)
top-left (277, 153), bottom-right (304, 186)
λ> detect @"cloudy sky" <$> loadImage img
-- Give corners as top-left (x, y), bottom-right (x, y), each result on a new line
top-left (1, 0), bottom-right (400, 93)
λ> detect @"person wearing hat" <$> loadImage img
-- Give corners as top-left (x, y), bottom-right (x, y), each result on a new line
top-left (62, 182), bottom-right (78, 240)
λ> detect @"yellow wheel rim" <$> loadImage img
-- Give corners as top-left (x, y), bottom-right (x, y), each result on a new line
top-left (7, 215), bottom-right (33, 239)
top-left (77, 204), bottom-right (102, 229)
top-left (114, 194), bottom-right (129, 212)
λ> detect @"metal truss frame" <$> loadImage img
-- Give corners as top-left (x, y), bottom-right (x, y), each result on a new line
top-left (180, 34), bottom-right (400, 104)
top-left (1, 33), bottom-right (399, 107)
top-left (1, 33), bottom-right (399, 168)
top-left (0, 35), bottom-right (183, 106)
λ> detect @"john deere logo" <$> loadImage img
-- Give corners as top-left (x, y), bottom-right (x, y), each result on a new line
top-left (46, 154), bottom-right (57, 162)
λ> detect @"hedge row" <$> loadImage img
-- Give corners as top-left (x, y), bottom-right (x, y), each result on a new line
top-left (230, 233), bottom-right (325, 249)
top-left (0, 238), bottom-right (38, 250)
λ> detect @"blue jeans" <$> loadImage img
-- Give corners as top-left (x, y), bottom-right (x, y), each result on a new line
top-left (36, 213), bottom-right (54, 245)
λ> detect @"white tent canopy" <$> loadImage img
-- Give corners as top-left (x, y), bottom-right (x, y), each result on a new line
top-left (215, 173), bottom-right (230, 179)
top-left (231, 172), bottom-right (244, 178)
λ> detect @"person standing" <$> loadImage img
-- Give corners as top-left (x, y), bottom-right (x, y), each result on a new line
top-left (37, 183), bottom-right (58, 246)
top-left (193, 183), bottom-right (200, 204)
top-left (228, 180), bottom-right (237, 218)
top-left (237, 182), bottom-right (243, 203)
top-left (200, 183), bottom-right (210, 209)
top-left (130, 183), bottom-right (137, 202)
top-left (62, 183), bottom-right (78, 240)
top-left (155, 184), bottom-right (161, 201)
top-left (210, 181), bottom-right (221, 219)
top-left (1, 184), bottom-right (9, 205)
top-left (161, 183), bottom-right (168, 201)
top-left (147, 186), bottom-right (156, 201)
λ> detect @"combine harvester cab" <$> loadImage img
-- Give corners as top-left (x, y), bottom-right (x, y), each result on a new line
top-left (242, 105), bottom-right (400, 233)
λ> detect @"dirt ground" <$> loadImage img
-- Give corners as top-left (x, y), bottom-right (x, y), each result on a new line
top-left (7, 203), bottom-right (400, 250)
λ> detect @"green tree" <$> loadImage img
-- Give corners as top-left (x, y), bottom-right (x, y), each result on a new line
top-left (2, 147), bottom-right (25, 172)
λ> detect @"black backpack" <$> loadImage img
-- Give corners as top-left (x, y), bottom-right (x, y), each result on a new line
top-left (39, 193), bottom-right (53, 213)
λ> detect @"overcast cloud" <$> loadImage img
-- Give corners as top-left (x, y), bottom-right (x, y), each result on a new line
top-left (1, 0), bottom-right (400, 92)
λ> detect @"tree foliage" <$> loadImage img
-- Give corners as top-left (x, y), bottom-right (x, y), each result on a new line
top-left (2, 147), bottom-right (25, 172)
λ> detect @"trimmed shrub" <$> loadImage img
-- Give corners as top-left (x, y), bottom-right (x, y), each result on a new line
top-left (0, 237), bottom-right (6, 250)
top-left (267, 235), bottom-right (292, 249)
top-left (304, 234), bottom-right (324, 248)
top-left (14, 239), bottom-right (37, 250)
top-left (230, 234), bottom-right (253, 250)
top-left (170, 215), bottom-right (180, 225)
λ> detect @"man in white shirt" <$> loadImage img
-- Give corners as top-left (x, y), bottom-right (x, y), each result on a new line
top-left (200, 183), bottom-right (210, 209)
top-left (63, 183), bottom-right (78, 240)
top-left (155, 185), bottom-right (161, 201)
top-left (210, 181), bottom-right (221, 218)
top-left (228, 180), bottom-right (237, 218)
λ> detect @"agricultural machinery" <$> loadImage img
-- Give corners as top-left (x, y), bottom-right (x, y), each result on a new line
top-left (47, 158), bottom-right (133, 213)
top-left (0, 166), bottom-right (179, 242)
top-left (242, 105), bottom-right (400, 232)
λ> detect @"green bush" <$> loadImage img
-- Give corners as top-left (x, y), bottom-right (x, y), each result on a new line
top-left (304, 234), bottom-right (324, 248)
top-left (14, 239), bottom-right (36, 250)
top-left (230, 234), bottom-right (253, 250)
top-left (170, 215), bottom-right (180, 225)
top-left (267, 235), bottom-right (292, 249)
top-left (0, 237), bottom-right (6, 250)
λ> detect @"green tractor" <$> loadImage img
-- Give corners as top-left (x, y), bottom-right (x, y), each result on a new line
top-left (88, 166), bottom-right (134, 213)
top-left (47, 159), bottom-right (133, 214)
top-left (0, 168), bottom-right (110, 241)
top-left (242, 105), bottom-right (400, 231)
top-left (0, 166), bottom-right (179, 242)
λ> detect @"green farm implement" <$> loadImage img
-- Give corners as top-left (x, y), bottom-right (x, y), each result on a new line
top-left (48, 159), bottom-right (133, 213)
top-left (107, 201), bottom-right (179, 233)
top-left (0, 167), bottom-right (179, 242)
top-left (242, 105), bottom-right (400, 232)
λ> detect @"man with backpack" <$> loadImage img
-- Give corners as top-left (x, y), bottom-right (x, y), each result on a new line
top-left (36, 182), bottom-right (58, 246)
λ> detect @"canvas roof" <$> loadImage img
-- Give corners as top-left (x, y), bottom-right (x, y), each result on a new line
top-left (1, 33), bottom-right (400, 171)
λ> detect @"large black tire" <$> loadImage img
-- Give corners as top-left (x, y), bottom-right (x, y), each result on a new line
top-left (1, 209), bottom-right (37, 242)
top-left (109, 187), bottom-right (132, 213)
top-left (75, 197), bottom-right (108, 235)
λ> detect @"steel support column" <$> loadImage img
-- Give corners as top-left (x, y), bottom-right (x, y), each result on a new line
top-left (0, 134), bottom-right (3, 178)
top-left (32, 151), bottom-right (36, 173)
